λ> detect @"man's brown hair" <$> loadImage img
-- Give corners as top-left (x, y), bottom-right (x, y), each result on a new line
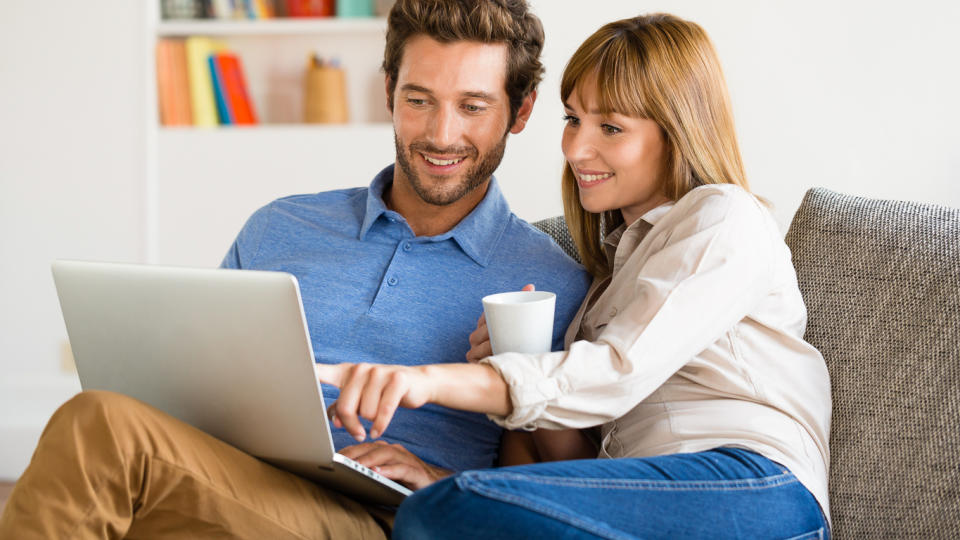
top-left (382, 0), bottom-right (545, 125)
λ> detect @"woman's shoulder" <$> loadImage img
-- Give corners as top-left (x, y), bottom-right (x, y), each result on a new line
top-left (670, 183), bottom-right (771, 230)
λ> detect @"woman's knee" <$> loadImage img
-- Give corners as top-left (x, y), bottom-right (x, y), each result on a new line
top-left (393, 475), bottom-right (484, 539)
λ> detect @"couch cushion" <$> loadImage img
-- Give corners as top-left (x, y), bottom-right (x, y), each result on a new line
top-left (532, 216), bottom-right (581, 263)
top-left (784, 188), bottom-right (960, 538)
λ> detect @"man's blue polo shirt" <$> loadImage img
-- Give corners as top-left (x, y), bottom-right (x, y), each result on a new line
top-left (221, 164), bottom-right (590, 472)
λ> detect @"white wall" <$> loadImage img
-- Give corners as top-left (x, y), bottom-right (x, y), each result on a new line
top-left (0, 1), bottom-right (146, 479)
top-left (504, 0), bottom-right (960, 227)
top-left (1, 0), bottom-right (958, 480)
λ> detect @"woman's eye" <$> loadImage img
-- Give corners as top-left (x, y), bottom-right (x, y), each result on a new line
top-left (602, 124), bottom-right (622, 135)
top-left (562, 114), bottom-right (580, 127)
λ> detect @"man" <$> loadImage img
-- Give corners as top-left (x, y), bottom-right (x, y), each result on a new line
top-left (0, 1), bottom-right (589, 538)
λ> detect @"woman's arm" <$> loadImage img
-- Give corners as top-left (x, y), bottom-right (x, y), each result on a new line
top-left (315, 361), bottom-right (510, 442)
top-left (532, 429), bottom-right (597, 462)
top-left (497, 430), bottom-right (539, 466)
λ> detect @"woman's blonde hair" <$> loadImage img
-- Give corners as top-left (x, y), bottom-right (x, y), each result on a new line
top-left (561, 13), bottom-right (749, 276)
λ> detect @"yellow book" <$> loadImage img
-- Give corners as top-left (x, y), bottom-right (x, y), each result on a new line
top-left (185, 37), bottom-right (226, 127)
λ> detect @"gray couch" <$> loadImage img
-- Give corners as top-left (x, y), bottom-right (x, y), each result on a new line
top-left (533, 187), bottom-right (960, 539)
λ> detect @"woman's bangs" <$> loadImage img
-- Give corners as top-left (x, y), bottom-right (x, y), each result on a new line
top-left (594, 40), bottom-right (651, 118)
top-left (561, 26), bottom-right (652, 119)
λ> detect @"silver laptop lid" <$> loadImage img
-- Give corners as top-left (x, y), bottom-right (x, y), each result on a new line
top-left (51, 260), bottom-right (335, 465)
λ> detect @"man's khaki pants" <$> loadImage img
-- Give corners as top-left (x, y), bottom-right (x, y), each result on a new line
top-left (0, 390), bottom-right (391, 539)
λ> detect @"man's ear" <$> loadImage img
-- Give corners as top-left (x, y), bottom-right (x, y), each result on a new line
top-left (509, 90), bottom-right (537, 134)
top-left (385, 76), bottom-right (394, 117)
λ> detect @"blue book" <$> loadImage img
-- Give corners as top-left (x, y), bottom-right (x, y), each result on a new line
top-left (208, 54), bottom-right (233, 125)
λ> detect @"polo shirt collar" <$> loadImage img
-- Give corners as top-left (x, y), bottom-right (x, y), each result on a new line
top-left (359, 164), bottom-right (511, 267)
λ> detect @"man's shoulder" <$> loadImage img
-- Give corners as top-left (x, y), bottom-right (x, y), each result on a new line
top-left (249, 187), bottom-right (368, 226)
top-left (268, 186), bottom-right (367, 211)
top-left (498, 215), bottom-right (585, 273)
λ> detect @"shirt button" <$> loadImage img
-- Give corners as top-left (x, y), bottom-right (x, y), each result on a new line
top-left (388, 276), bottom-right (399, 286)
top-left (609, 307), bottom-right (618, 317)
top-left (403, 242), bottom-right (412, 251)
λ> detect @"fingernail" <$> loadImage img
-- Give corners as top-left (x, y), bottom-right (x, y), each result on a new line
top-left (354, 432), bottom-right (365, 442)
top-left (370, 430), bottom-right (379, 439)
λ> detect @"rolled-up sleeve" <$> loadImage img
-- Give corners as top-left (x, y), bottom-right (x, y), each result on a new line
top-left (481, 190), bottom-right (777, 430)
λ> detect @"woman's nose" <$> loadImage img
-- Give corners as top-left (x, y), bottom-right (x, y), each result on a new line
top-left (562, 128), bottom-right (598, 163)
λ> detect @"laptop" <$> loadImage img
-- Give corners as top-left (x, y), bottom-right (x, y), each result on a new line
top-left (51, 260), bottom-right (413, 506)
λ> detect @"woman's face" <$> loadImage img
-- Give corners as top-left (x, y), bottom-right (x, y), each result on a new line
top-left (561, 79), bottom-right (670, 226)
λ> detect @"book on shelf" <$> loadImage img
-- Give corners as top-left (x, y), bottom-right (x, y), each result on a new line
top-left (162, 0), bottom-right (280, 20)
top-left (155, 39), bottom-right (193, 126)
top-left (207, 54), bottom-right (233, 124)
top-left (215, 53), bottom-right (258, 124)
top-left (159, 0), bottom-right (399, 19)
top-left (157, 38), bottom-right (258, 127)
top-left (283, 0), bottom-right (334, 17)
top-left (184, 36), bottom-right (226, 126)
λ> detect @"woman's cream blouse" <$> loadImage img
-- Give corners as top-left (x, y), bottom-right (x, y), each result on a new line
top-left (482, 184), bottom-right (832, 519)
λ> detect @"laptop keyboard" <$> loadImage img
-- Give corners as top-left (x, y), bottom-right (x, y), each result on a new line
top-left (341, 455), bottom-right (389, 481)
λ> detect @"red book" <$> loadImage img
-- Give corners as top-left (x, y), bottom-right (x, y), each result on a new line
top-left (215, 53), bottom-right (258, 125)
top-left (285, 0), bottom-right (333, 17)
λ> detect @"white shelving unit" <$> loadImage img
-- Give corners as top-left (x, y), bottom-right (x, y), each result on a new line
top-left (147, 4), bottom-right (396, 266)
top-left (157, 17), bottom-right (388, 36)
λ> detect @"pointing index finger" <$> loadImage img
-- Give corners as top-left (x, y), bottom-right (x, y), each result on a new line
top-left (315, 363), bottom-right (345, 388)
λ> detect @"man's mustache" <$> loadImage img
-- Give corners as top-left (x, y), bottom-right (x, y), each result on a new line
top-left (408, 141), bottom-right (478, 159)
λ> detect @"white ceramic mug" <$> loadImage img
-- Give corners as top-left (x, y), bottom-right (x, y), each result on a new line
top-left (481, 290), bottom-right (556, 355)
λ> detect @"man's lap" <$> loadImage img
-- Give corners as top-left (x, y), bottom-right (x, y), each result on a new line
top-left (0, 390), bottom-right (388, 539)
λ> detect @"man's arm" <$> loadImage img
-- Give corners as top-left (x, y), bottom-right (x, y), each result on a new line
top-left (340, 441), bottom-right (451, 491)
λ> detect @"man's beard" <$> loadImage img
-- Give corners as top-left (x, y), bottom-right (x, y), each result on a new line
top-left (394, 132), bottom-right (508, 206)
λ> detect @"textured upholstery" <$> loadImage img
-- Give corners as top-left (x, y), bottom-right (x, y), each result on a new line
top-left (785, 188), bottom-right (960, 539)
top-left (533, 190), bottom-right (960, 538)
top-left (532, 216), bottom-right (580, 263)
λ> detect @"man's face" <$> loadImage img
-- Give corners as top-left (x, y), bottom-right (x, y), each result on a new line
top-left (390, 35), bottom-right (514, 207)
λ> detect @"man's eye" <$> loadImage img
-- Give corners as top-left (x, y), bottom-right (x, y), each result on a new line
top-left (464, 104), bottom-right (484, 113)
top-left (407, 98), bottom-right (426, 106)
top-left (562, 114), bottom-right (580, 127)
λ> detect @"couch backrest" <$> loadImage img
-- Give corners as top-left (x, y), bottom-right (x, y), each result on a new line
top-left (532, 216), bottom-right (581, 263)
top-left (785, 188), bottom-right (960, 539)
top-left (535, 191), bottom-right (960, 538)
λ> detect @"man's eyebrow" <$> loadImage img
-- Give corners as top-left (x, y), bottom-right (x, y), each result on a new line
top-left (400, 83), bottom-right (434, 95)
top-left (400, 84), bottom-right (498, 102)
top-left (463, 91), bottom-right (498, 102)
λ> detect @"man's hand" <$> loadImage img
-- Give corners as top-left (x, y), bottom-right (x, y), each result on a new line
top-left (315, 363), bottom-right (434, 442)
top-left (341, 440), bottom-right (451, 490)
top-left (466, 283), bottom-right (535, 362)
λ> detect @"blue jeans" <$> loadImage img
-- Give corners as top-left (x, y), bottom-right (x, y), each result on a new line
top-left (394, 448), bottom-right (828, 539)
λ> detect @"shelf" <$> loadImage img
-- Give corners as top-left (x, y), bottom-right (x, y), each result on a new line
top-left (158, 122), bottom-right (392, 134)
top-left (157, 17), bottom-right (387, 37)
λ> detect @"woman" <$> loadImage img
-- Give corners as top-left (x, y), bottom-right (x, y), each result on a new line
top-left (318, 13), bottom-right (831, 539)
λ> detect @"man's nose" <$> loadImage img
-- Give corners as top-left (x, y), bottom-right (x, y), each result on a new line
top-left (427, 105), bottom-right (463, 150)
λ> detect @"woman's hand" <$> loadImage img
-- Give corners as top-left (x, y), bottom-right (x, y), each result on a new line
top-left (317, 361), bottom-right (513, 440)
top-left (466, 283), bottom-right (535, 362)
top-left (340, 440), bottom-right (451, 490)
top-left (316, 363), bottom-right (434, 443)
